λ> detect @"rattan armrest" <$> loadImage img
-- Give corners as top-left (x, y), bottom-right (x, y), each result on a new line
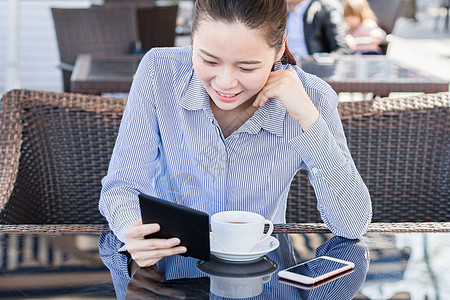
top-left (0, 224), bottom-right (111, 234)
top-left (0, 91), bottom-right (21, 215)
top-left (273, 222), bottom-right (450, 233)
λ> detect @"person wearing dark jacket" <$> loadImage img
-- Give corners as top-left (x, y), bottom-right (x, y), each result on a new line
top-left (286, 0), bottom-right (350, 58)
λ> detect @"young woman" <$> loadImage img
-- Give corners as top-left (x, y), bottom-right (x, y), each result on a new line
top-left (99, 0), bottom-right (372, 268)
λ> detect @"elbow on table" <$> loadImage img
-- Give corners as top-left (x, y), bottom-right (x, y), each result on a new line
top-left (327, 202), bottom-right (372, 239)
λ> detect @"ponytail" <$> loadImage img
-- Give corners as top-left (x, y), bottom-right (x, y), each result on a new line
top-left (282, 40), bottom-right (297, 65)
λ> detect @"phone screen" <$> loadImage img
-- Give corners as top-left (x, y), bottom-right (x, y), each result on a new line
top-left (286, 258), bottom-right (349, 277)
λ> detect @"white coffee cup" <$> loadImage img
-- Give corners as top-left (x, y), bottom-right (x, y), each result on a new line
top-left (211, 211), bottom-right (274, 253)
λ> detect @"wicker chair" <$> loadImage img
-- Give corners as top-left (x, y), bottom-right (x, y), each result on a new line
top-left (0, 89), bottom-right (126, 224)
top-left (51, 6), bottom-right (139, 92)
top-left (1, 90), bottom-right (448, 231)
top-left (136, 5), bottom-right (179, 52)
top-left (287, 92), bottom-right (450, 223)
top-left (99, 2), bottom-right (178, 49)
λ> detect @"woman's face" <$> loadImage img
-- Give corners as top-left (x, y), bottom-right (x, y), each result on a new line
top-left (192, 20), bottom-right (284, 111)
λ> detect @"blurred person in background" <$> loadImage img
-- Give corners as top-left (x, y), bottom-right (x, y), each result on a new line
top-left (285, 0), bottom-right (350, 59)
top-left (343, 0), bottom-right (386, 55)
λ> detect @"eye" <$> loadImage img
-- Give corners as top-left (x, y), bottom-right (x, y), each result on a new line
top-left (202, 58), bottom-right (217, 66)
top-left (239, 67), bottom-right (256, 72)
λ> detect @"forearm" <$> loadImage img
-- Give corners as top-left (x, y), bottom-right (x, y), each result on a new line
top-left (290, 116), bottom-right (372, 239)
top-left (99, 177), bottom-right (143, 243)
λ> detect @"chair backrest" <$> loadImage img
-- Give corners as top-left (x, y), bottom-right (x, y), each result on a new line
top-left (51, 7), bottom-right (139, 92)
top-left (136, 5), bottom-right (179, 51)
top-left (287, 92), bottom-right (450, 223)
top-left (367, 0), bottom-right (405, 34)
top-left (103, 0), bottom-right (155, 5)
top-left (3, 90), bottom-right (448, 224)
top-left (0, 90), bottom-right (126, 224)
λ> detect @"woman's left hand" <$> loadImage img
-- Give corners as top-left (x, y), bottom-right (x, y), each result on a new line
top-left (253, 69), bottom-right (319, 131)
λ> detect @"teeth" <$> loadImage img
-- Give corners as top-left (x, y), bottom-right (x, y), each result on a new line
top-left (218, 91), bottom-right (238, 98)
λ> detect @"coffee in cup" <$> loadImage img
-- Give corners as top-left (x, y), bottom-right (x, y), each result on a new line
top-left (211, 211), bottom-right (274, 253)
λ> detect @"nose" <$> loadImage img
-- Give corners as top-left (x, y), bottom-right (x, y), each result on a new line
top-left (214, 66), bottom-right (238, 90)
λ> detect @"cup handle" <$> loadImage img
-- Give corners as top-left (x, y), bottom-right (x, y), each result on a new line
top-left (260, 220), bottom-right (274, 242)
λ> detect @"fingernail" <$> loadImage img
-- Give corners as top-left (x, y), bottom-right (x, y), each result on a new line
top-left (170, 238), bottom-right (181, 245)
top-left (178, 246), bottom-right (187, 253)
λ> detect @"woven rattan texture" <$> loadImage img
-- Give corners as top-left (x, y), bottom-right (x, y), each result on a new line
top-left (0, 222), bottom-right (448, 234)
top-left (0, 90), bottom-right (126, 224)
top-left (287, 92), bottom-right (449, 223)
top-left (1, 90), bottom-right (448, 227)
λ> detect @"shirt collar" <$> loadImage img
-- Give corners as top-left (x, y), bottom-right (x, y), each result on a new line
top-left (240, 99), bottom-right (286, 137)
top-left (179, 62), bottom-right (287, 137)
top-left (179, 72), bottom-right (209, 111)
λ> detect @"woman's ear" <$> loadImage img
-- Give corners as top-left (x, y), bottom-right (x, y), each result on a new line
top-left (275, 34), bottom-right (287, 62)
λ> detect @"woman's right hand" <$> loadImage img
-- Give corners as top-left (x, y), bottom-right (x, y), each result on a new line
top-left (126, 219), bottom-right (187, 267)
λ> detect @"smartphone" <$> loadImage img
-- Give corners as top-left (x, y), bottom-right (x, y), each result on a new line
top-left (277, 256), bottom-right (354, 285)
top-left (312, 52), bottom-right (335, 65)
top-left (278, 268), bottom-right (354, 290)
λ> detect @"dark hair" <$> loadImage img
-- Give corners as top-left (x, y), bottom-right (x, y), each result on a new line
top-left (192, 0), bottom-right (297, 65)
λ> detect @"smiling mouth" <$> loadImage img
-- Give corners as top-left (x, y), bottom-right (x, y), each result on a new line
top-left (216, 91), bottom-right (241, 98)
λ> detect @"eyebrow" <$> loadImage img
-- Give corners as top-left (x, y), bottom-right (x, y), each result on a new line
top-left (199, 49), bottom-right (262, 65)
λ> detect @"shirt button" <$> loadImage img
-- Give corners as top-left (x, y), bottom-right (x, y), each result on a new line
top-left (311, 168), bottom-right (319, 175)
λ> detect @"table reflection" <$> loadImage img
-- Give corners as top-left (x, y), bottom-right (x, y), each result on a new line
top-left (0, 232), bottom-right (114, 298)
top-left (197, 256), bottom-right (277, 298)
top-left (100, 233), bottom-right (369, 299)
top-left (2, 229), bottom-right (446, 298)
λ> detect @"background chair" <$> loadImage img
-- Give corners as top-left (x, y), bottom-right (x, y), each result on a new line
top-left (136, 5), bottom-right (179, 52)
top-left (51, 6), bottom-right (139, 92)
top-left (287, 92), bottom-right (449, 223)
top-left (0, 89), bottom-right (126, 224)
top-left (102, 0), bottom-right (155, 5)
top-left (367, 0), bottom-right (406, 54)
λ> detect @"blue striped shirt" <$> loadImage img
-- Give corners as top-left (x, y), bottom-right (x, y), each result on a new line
top-left (99, 46), bottom-right (372, 246)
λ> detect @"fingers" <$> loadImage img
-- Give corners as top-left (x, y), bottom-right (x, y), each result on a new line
top-left (130, 242), bottom-right (187, 268)
top-left (127, 223), bottom-right (160, 239)
top-left (126, 220), bottom-right (187, 268)
top-left (253, 69), bottom-right (299, 108)
top-left (253, 92), bottom-right (271, 108)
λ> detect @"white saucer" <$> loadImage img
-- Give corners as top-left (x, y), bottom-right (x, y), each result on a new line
top-left (210, 234), bottom-right (279, 262)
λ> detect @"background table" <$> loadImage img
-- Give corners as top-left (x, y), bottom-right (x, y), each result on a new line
top-left (71, 54), bottom-right (450, 97)
top-left (70, 54), bottom-right (143, 95)
top-left (301, 55), bottom-right (450, 96)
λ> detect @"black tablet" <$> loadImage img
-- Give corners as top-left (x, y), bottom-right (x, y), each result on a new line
top-left (138, 193), bottom-right (210, 261)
